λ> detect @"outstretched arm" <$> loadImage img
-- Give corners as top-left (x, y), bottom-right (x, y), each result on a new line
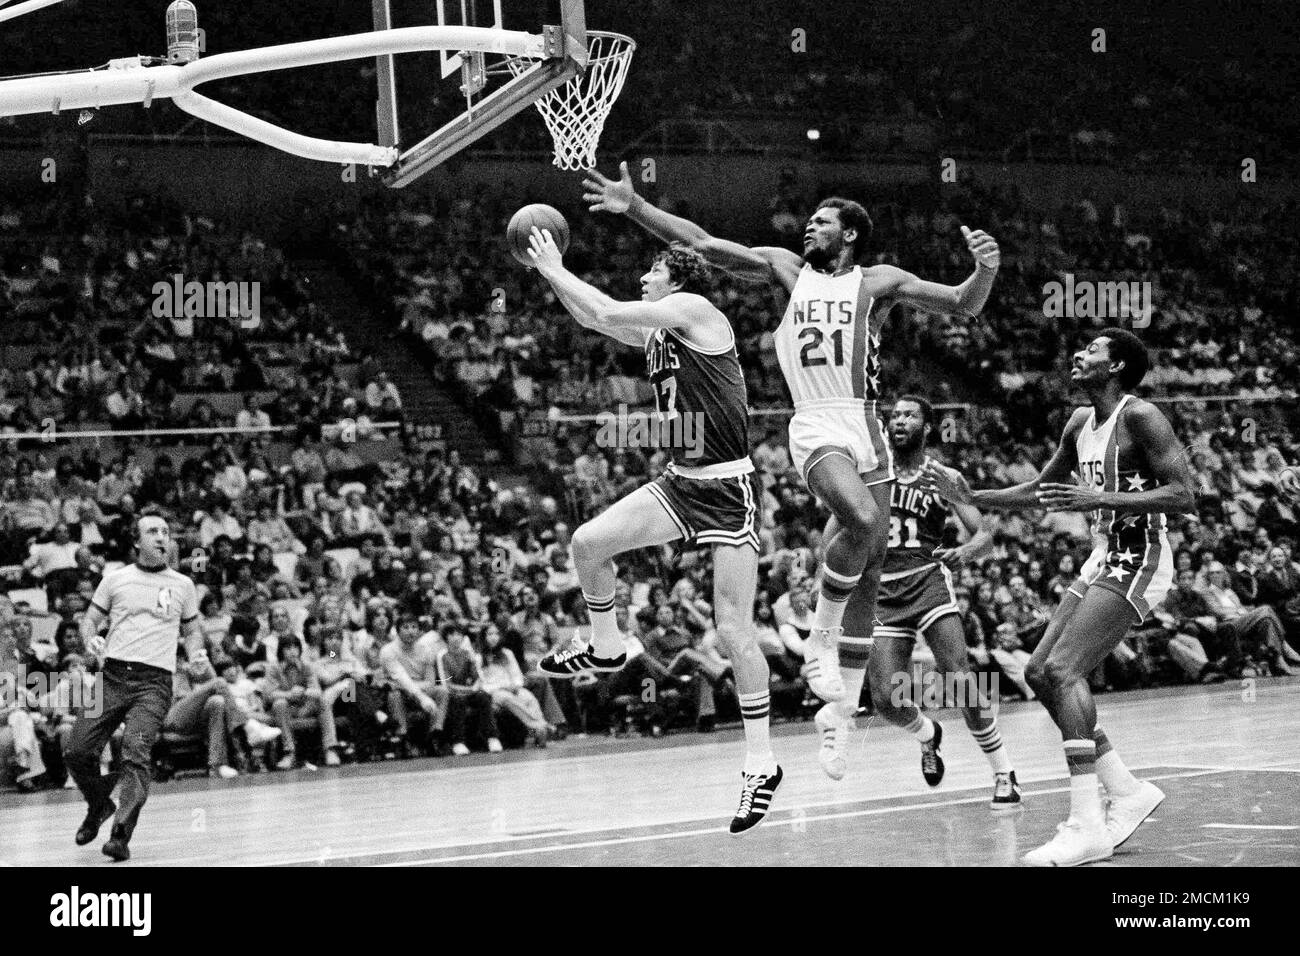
top-left (1037, 403), bottom-right (1197, 517)
top-left (923, 410), bottom-right (1085, 511)
top-left (526, 228), bottom-right (647, 348)
top-left (583, 162), bottom-right (801, 286)
top-left (595, 294), bottom-right (731, 356)
top-left (877, 227), bottom-right (1000, 318)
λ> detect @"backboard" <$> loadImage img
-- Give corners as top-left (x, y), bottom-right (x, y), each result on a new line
top-left (375, 0), bottom-right (595, 186)
top-left (0, 0), bottom-right (624, 184)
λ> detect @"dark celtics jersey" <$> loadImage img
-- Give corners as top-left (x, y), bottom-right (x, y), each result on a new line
top-left (1073, 394), bottom-right (1170, 555)
top-left (644, 325), bottom-right (750, 469)
top-left (883, 458), bottom-right (950, 576)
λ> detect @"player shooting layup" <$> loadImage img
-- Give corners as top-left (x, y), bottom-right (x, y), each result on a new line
top-left (525, 228), bottom-right (781, 835)
top-left (583, 164), bottom-right (1000, 714)
top-left (925, 329), bottom-right (1195, 866)
top-left (819, 395), bottom-right (1022, 810)
top-left (66, 512), bottom-right (202, 861)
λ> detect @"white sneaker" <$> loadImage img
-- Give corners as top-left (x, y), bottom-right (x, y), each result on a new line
top-left (487, 738), bottom-right (503, 754)
top-left (802, 626), bottom-right (846, 702)
top-left (1105, 781), bottom-right (1165, 848)
top-left (814, 703), bottom-right (851, 780)
top-left (1022, 817), bottom-right (1113, 867)
top-left (324, 749), bottom-right (341, 767)
top-left (213, 765), bottom-right (239, 779)
top-left (451, 742), bottom-right (470, 756)
top-left (244, 719), bottom-right (282, 747)
top-left (275, 754), bottom-right (297, 771)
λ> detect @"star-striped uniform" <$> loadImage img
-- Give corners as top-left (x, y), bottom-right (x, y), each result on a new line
top-left (1068, 394), bottom-right (1173, 619)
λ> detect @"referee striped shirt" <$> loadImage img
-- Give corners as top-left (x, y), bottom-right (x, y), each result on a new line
top-left (91, 564), bottom-right (200, 673)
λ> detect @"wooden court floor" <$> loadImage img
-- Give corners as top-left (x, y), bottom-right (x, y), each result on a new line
top-left (3, 680), bottom-right (1298, 867)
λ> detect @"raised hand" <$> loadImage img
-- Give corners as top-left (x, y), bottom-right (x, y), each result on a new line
top-left (961, 225), bottom-right (1000, 270)
top-left (581, 160), bottom-right (637, 215)
top-left (526, 227), bottom-right (564, 273)
top-left (921, 460), bottom-right (975, 505)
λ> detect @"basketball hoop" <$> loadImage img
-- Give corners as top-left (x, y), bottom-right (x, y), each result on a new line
top-left (506, 30), bottom-right (635, 171)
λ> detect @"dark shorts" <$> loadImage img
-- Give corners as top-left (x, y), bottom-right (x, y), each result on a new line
top-left (875, 564), bottom-right (960, 641)
top-left (647, 470), bottom-right (760, 551)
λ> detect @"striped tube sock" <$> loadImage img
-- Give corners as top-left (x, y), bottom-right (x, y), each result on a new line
top-left (902, 708), bottom-right (935, 743)
top-left (738, 691), bottom-right (776, 776)
top-left (970, 721), bottom-right (1013, 775)
top-left (583, 590), bottom-right (621, 658)
top-left (833, 635), bottom-right (872, 718)
top-left (812, 566), bottom-right (861, 632)
top-left (1093, 725), bottom-right (1141, 797)
top-left (1064, 739), bottom-right (1103, 824)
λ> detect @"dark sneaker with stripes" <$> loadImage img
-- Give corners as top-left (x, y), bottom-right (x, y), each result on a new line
top-left (920, 721), bottom-right (945, 787)
top-left (729, 765), bottom-right (783, 835)
top-left (991, 770), bottom-right (1023, 810)
top-left (538, 637), bottom-right (626, 678)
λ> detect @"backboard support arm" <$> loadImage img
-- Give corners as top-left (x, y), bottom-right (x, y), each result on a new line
top-left (372, 0), bottom-right (399, 149)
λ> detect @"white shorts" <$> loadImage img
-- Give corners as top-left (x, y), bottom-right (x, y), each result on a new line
top-left (788, 399), bottom-right (894, 488)
top-left (1068, 538), bottom-right (1174, 621)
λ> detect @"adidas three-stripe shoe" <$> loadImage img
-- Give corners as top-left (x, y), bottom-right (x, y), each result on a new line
top-left (538, 637), bottom-right (627, 678)
top-left (802, 626), bottom-right (846, 702)
top-left (814, 703), bottom-right (851, 781)
top-left (729, 765), bottom-right (784, 835)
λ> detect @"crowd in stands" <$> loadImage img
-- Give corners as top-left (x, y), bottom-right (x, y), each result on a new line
top-left (0, 193), bottom-right (405, 443)
top-left (4, 153), bottom-right (1300, 793)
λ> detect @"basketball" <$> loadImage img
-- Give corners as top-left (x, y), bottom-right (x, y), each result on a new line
top-left (507, 203), bottom-right (570, 266)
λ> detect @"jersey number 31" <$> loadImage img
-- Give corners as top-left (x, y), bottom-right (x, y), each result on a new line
top-left (888, 515), bottom-right (921, 549)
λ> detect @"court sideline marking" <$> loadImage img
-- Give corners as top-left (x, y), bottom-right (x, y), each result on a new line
top-left (365, 766), bottom-right (1240, 867)
top-left (258, 761), bottom-right (1218, 867)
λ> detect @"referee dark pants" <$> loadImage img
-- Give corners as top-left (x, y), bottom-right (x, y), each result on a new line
top-left (66, 658), bottom-right (172, 841)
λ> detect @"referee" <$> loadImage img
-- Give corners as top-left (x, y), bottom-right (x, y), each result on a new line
top-left (67, 511), bottom-right (201, 862)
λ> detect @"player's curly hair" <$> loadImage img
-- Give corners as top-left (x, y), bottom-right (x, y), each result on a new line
top-left (654, 243), bottom-right (712, 295)
top-left (1098, 327), bottom-right (1150, 389)
top-left (816, 197), bottom-right (874, 257)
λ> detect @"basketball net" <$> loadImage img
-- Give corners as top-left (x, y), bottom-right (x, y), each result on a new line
top-left (506, 31), bottom-right (635, 171)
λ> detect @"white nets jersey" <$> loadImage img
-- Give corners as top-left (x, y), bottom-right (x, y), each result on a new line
top-left (774, 264), bottom-right (882, 407)
top-left (1071, 394), bottom-right (1173, 619)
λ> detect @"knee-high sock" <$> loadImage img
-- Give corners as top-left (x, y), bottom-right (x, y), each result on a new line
top-left (738, 690), bottom-right (776, 776)
top-left (902, 709), bottom-right (935, 744)
top-left (833, 634), bottom-right (872, 718)
top-left (583, 589), bottom-right (621, 658)
top-left (1064, 738), bottom-right (1103, 824)
top-left (1094, 725), bottom-right (1141, 797)
top-left (812, 566), bottom-right (860, 632)
top-left (969, 720), bottom-right (1013, 775)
